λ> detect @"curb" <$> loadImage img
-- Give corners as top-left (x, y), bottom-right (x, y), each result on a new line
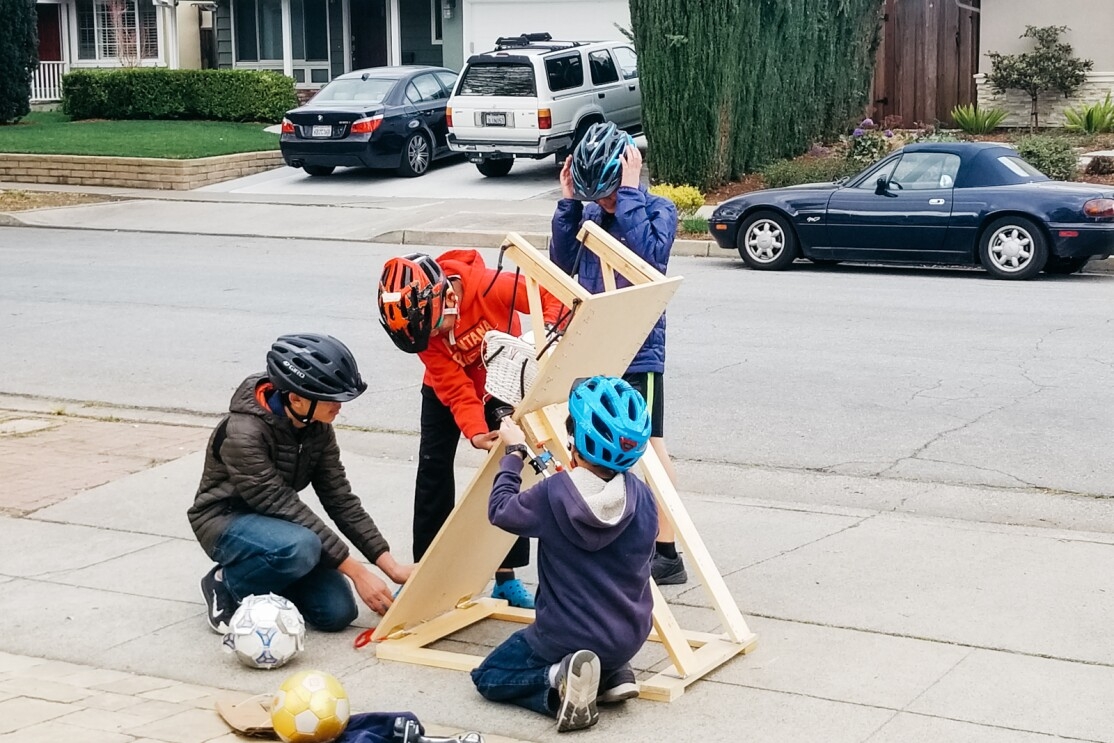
top-left (0, 212), bottom-right (27, 227)
top-left (371, 228), bottom-right (724, 258)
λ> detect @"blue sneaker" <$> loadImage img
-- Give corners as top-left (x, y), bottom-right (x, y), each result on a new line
top-left (492, 578), bottom-right (535, 609)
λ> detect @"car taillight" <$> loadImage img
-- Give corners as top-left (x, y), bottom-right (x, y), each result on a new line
top-left (446, 107), bottom-right (453, 128)
top-left (280, 118), bottom-right (294, 134)
top-left (350, 116), bottom-right (383, 134)
top-left (538, 108), bottom-right (552, 130)
top-left (1083, 198), bottom-right (1114, 217)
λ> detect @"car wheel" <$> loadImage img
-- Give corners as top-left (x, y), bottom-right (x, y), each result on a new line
top-left (1043, 256), bottom-right (1089, 275)
top-left (978, 216), bottom-right (1048, 280)
top-left (477, 159), bottom-right (514, 177)
top-left (737, 211), bottom-right (800, 270)
top-left (303, 165), bottom-right (334, 177)
top-left (397, 132), bottom-right (432, 177)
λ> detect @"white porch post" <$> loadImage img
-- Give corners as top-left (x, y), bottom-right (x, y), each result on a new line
top-left (168, 3), bottom-right (180, 68)
top-left (389, 0), bottom-right (400, 65)
top-left (280, 0), bottom-right (294, 77)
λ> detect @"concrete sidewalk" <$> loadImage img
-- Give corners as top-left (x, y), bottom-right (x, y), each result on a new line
top-left (5, 397), bottom-right (1114, 742)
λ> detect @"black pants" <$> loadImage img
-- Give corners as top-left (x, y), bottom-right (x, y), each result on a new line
top-left (413, 384), bottom-right (530, 569)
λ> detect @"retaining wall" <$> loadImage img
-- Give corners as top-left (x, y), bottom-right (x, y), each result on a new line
top-left (0, 150), bottom-right (283, 190)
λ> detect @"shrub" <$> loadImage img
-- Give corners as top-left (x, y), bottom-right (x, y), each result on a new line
top-left (62, 69), bottom-right (297, 123)
top-left (1064, 93), bottom-right (1114, 135)
top-left (649, 183), bottom-right (704, 216)
top-left (0, 0), bottom-right (38, 124)
top-left (846, 118), bottom-right (898, 166)
top-left (679, 216), bottom-right (708, 236)
top-left (761, 157), bottom-right (862, 189)
top-left (951, 104), bottom-right (1008, 134)
top-left (1015, 135), bottom-right (1079, 180)
top-left (1085, 155), bottom-right (1114, 176)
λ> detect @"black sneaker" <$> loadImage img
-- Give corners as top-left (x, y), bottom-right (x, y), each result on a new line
top-left (200, 566), bottom-right (236, 634)
top-left (651, 551), bottom-right (688, 585)
top-left (553, 649), bottom-right (600, 732)
top-left (598, 663), bottom-right (638, 704)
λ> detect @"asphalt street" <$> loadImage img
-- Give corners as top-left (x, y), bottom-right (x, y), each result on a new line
top-left (4, 225), bottom-right (1112, 498)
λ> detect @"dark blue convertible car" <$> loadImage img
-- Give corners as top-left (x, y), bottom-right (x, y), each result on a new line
top-left (709, 142), bottom-right (1114, 279)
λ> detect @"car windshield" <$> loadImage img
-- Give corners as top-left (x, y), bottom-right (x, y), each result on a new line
top-left (457, 63), bottom-right (536, 96)
top-left (311, 78), bottom-right (395, 104)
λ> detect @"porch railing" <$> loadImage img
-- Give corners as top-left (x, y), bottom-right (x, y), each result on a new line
top-left (31, 61), bottom-right (69, 103)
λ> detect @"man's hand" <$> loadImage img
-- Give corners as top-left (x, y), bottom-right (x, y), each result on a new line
top-left (470, 431), bottom-right (500, 450)
top-left (499, 418), bottom-right (527, 447)
top-left (560, 155), bottom-right (576, 200)
top-left (620, 144), bottom-right (642, 189)
top-left (339, 556), bottom-right (394, 616)
top-left (375, 551), bottom-right (416, 585)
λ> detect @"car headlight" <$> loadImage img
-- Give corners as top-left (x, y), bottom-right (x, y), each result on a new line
top-left (713, 204), bottom-right (743, 221)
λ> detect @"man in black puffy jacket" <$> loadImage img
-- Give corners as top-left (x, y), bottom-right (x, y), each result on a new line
top-left (187, 333), bottom-right (412, 633)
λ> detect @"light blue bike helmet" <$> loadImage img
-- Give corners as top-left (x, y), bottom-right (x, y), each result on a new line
top-left (571, 122), bottom-right (635, 201)
top-left (568, 376), bottom-right (651, 472)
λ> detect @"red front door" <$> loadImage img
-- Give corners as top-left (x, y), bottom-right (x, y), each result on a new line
top-left (37, 4), bottom-right (62, 62)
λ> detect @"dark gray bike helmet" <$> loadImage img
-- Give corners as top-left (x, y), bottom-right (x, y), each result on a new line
top-left (571, 121), bottom-right (633, 201)
top-left (266, 333), bottom-right (368, 403)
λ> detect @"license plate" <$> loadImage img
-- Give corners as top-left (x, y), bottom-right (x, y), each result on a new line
top-left (311, 125), bottom-right (332, 137)
top-left (483, 112), bottom-right (507, 127)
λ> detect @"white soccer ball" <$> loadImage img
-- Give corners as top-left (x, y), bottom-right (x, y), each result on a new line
top-left (222, 593), bottom-right (305, 669)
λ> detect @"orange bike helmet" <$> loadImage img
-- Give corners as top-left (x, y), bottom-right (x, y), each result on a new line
top-left (378, 253), bottom-right (449, 353)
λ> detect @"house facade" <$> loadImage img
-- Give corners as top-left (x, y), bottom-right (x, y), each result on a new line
top-left (31, 0), bottom-right (203, 102)
top-left (976, 0), bottom-right (1114, 126)
top-left (211, 0), bottom-right (629, 90)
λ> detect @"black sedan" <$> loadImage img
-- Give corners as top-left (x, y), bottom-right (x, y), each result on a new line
top-left (280, 65), bottom-right (458, 178)
top-left (709, 142), bottom-right (1114, 279)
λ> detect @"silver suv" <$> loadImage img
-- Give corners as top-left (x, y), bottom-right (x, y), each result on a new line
top-left (446, 33), bottom-right (641, 177)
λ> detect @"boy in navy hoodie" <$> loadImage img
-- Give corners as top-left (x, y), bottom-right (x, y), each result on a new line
top-left (470, 376), bottom-right (657, 732)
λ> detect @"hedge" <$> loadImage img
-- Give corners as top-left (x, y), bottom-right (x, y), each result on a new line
top-left (62, 68), bottom-right (297, 123)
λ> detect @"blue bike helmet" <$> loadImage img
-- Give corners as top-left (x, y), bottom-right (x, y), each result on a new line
top-left (571, 122), bottom-right (635, 201)
top-left (568, 376), bottom-right (651, 472)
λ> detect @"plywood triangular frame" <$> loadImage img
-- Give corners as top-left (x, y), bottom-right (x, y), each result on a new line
top-left (369, 223), bottom-right (757, 701)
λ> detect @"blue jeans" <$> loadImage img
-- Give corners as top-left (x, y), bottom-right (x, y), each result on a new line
top-left (470, 630), bottom-right (559, 717)
top-left (212, 514), bottom-right (358, 632)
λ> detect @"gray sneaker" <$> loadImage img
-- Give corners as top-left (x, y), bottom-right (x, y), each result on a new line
top-left (651, 551), bottom-right (688, 585)
top-left (553, 650), bottom-right (600, 732)
top-left (200, 566), bottom-right (236, 634)
top-left (598, 663), bottom-right (638, 704)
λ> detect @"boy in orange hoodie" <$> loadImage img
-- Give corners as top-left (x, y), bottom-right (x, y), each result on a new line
top-left (377, 250), bottom-right (564, 608)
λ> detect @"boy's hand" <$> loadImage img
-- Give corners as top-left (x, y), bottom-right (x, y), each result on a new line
top-left (375, 552), bottom-right (415, 585)
top-left (470, 431), bottom-right (500, 450)
top-left (559, 155), bottom-right (576, 200)
top-left (339, 556), bottom-right (394, 616)
top-left (620, 144), bottom-right (642, 189)
top-left (499, 418), bottom-right (526, 447)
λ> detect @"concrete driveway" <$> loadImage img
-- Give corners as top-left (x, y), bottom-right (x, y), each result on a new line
top-left (199, 153), bottom-right (566, 201)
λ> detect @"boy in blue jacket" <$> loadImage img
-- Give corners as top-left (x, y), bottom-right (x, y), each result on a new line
top-left (551, 122), bottom-right (686, 585)
top-left (470, 376), bottom-right (657, 732)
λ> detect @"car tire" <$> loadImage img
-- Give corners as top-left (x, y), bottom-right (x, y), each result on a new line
top-left (303, 165), bottom-right (335, 177)
top-left (477, 159), bottom-right (514, 177)
top-left (397, 132), bottom-right (432, 177)
top-left (737, 211), bottom-right (800, 270)
top-left (978, 216), bottom-right (1048, 280)
top-left (1043, 256), bottom-right (1089, 275)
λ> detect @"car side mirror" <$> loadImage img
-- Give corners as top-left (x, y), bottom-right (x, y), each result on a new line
top-left (875, 177), bottom-right (890, 195)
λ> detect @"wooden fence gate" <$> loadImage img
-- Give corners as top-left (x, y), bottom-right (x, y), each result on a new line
top-left (871, 0), bottom-right (981, 126)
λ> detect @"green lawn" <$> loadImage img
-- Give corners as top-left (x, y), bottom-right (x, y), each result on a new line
top-left (0, 111), bottom-right (280, 159)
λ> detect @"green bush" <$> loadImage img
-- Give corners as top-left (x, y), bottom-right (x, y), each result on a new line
top-left (951, 104), bottom-right (1008, 134)
top-left (1015, 135), bottom-right (1079, 181)
top-left (62, 69), bottom-right (297, 123)
top-left (1085, 155), bottom-right (1114, 176)
top-left (1064, 93), bottom-right (1114, 135)
top-left (649, 183), bottom-right (704, 216)
top-left (0, 0), bottom-right (38, 124)
top-left (761, 157), bottom-right (862, 188)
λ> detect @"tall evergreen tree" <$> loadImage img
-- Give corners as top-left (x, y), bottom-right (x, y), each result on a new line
top-left (630, 0), bottom-right (882, 189)
top-left (0, 0), bottom-right (39, 124)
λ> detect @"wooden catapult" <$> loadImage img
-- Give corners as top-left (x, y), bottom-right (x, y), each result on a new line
top-left (368, 223), bottom-right (757, 701)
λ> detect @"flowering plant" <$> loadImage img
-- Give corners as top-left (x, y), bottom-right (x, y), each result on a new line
top-left (846, 117), bottom-right (893, 166)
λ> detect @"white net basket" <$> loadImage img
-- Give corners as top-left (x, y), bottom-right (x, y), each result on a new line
top-left (482, 330), bottom-right (540, 406)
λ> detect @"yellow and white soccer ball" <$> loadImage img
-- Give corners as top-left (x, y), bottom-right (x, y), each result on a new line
top-left (271, 670), bottom-right (350, 743)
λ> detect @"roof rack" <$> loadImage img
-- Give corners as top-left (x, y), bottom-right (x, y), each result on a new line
top-left (493, 33), bottom-right (583, 51)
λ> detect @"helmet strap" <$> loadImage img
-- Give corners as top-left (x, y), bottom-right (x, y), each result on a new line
top-left (282, 392), bottom-right (317, 426)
